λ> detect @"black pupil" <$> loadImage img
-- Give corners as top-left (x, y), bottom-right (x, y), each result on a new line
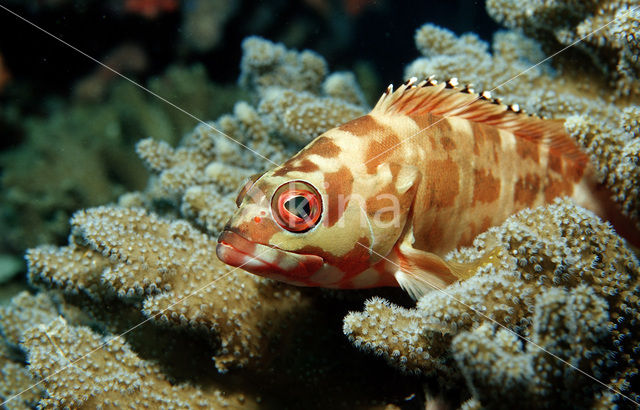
top-left (285, 196), bottom-right (311, 219)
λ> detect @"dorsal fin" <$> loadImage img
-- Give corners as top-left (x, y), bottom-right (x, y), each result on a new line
top-left (372, 77), bottom-right (589, 167)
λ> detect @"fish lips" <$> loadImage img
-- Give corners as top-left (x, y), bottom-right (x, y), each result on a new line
top-left (216, 230), bottom-right (324, 282)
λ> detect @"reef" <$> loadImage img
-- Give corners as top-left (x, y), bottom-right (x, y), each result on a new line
top-left (1, 4), bottom-right (639, 409)
top-left (0, 64), bottom-right (243, 258)
top-left (485, 0), bottom-right (640, 97)
top-left (344, 199), bottom-right (640, 408)
top-left (344, 19), bottom-right (640, 408)
top-left (1, 38), bottom-right (417, 408)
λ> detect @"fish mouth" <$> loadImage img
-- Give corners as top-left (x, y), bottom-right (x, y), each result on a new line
top-left (216, 230), bottom-right (324, 281)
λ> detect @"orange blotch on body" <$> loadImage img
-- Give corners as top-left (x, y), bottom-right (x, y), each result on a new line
top-left (563, 159), bottom-right (586, 183)
top-left (514, 174), bottom-right (541, 207)
top-left (299, 237), bottom-right (372, 279)
top-left (339, 115), bottom-right (384, 137)
top-left (323, 165), bottom-right (354, 227)
top-left (548, 153), bottom-right (563, 174)
top-left (440, 136), bottom-right (456, 151)
top-left (515, 138), bottom-right (540, 163)
top-left (424, 158), bottom-right (460, 208)
top-left (544, 177), bottom-right (574, 202)
top-left (472, 169), bottom-right (501, 205)
top-left (273, 158), bottom-right (319, 177)
top-left (234, 217), bottom-right (281, 246)
top-left (365, 134), bottom-right (402, 174)
top-left (366, 183), bottom-right (400, 223)
top-left (471, 122), bottom-right (501, 159)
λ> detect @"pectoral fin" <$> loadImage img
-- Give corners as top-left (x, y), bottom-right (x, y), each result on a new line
top-left (391, 238), bottom-right (491, 300)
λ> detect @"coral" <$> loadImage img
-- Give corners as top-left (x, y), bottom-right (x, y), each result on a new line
top-left (0, 292), bottom-right (53, 408)
top-left (406, 24), bottom-right (619, 120)
top-left (451, 285), bottom-right (612, 409)
top-left (0, 64), bottom-right (244, 257)
top-left (28, 205), bottom-right (309, 372)
top-left (180, 0), bottom-right (238, 52)
top-left (23, 317), bottom-right (258, 409)
top-left (344, 198), bottom-right (640, 407)
top-left (565, 106), bottom-right (640, 227)
top-left (257, 86), bottom-right (367, 144)
top-left (485, 0), bottom-right (640, 96)
top-left (0, 292), bottom-right (59, 349)
top-left (239, 36), bottom-right (328, 93)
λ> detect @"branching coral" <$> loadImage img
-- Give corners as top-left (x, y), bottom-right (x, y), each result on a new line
top-left (239, 36), bottom-right (329, 94)
top-left (485, 0), bottom-right (640, 96)
top-left (452, 285), bottom-right (613, 409)
top-left (565, 106), bottom-right (640, 227)
top-left (344, 199), bottom-right (640, 407)
top-left (24, 214), bottom-right (418, 407)
top-left (406, 24), bottom-right (619, 120)
top-left (23, 317), bottom-right (258, 409)
top-left (0, 64), bottom-right (243, 256)
top-left (0, 292), bottom-right (54, 408)
top-left (28, 205), bottom-right (310, 373)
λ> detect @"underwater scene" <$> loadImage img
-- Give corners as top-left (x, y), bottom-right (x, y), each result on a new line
top-left (1, 0), bottom-right (639, 408)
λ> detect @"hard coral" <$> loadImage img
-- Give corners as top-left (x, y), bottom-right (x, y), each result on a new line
top-left (486, 0), bottom-right (640, 96)
top-left (15, 36), bottom-right (422, 408)
top-left (0, 292), bottom-right (54, 408)
top-left (0, 64), bottom-right (243, 256)
top-left (344, 199), bottom-right (640, 407)
top-left (23, 317), bottom-right (257, 409)
top-left (452, 285), bottom-right (613, 409)
top-left (565, 105), bottom-right (640, 227)
top-left (406, 24), bottom-right (619, 120)
top-left (29, 205), bottom-right (309, 373)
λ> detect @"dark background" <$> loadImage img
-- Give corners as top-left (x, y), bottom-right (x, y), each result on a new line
top-left (0, 0), bottom-right (499, 150)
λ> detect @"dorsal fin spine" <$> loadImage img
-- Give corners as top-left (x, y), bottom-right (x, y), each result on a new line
top-left (371, 76), bottom-right (590, 169)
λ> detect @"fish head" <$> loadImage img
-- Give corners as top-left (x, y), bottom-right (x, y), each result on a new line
top-left (216, 162), bottom-right (386, 287)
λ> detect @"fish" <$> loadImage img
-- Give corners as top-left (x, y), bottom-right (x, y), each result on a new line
top-left (216, 77), bottom-right (639, 299)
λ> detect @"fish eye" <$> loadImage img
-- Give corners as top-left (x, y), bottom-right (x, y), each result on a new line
top-left (271, 181), bottom-right (322, 233)
top-left (235, 172), bottom-right (264, 207)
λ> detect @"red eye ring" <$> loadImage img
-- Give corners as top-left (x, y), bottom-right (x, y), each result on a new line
top-left (271, 181), bottom-right (322, 233)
